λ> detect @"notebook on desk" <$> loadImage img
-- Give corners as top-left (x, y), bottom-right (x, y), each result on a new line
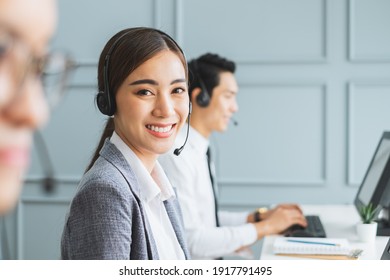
top-left (273, 237), bottom-right (362, 260)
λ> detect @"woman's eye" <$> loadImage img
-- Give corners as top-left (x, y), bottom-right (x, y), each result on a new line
top-left (136, 89), bottom-right (152, 96)
top-left (172, 87), bottom-right (185, 94)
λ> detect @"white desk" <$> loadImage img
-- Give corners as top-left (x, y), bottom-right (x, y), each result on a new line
top-left (260, 204), bottom-right (389, 260)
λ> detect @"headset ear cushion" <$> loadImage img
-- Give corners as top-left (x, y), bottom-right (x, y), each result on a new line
top-left (97, 91), bottom-right (112, 116)
top-left (196, 90), bottom-right (210, 107)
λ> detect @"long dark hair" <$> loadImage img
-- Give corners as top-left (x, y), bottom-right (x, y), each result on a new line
top-left (85, 27), bottom-right (187, 172)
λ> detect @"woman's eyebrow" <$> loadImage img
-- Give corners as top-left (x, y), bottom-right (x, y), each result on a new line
top-left (129, 79), bottom-right (158, 86)
top-left (171, 78), bottom-right (186, 85)
top-left (129, 78), bottom-right (187, 86)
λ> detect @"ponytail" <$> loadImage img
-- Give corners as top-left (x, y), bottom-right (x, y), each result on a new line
top-left (85, 118), bottom-right (115, 173)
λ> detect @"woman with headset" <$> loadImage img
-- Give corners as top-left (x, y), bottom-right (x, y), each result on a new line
top-left (61, 27), bottom-right (191, 260)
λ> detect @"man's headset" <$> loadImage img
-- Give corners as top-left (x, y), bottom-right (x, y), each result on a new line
top-left (192, 59), bottom-right (211, 108)
top-left (192, 58), bottom-right (238, 125)
top-left (96, 28), bottom-right (191, 155)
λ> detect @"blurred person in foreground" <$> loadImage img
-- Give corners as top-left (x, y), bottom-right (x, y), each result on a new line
top-left (0, 0), bottom-right (73, 215)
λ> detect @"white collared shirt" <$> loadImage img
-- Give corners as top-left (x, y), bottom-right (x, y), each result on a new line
top-left (159, 126), bottom-right (257, 259)
top-left (111, 132), bottom-right (185, 260)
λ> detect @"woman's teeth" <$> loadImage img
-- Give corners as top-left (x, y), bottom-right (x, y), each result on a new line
top-left (147, 125), bottom-right (172, 133)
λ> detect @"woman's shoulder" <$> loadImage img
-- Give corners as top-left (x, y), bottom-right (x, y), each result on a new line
top-left (76, 156), bottom-right (137, 202)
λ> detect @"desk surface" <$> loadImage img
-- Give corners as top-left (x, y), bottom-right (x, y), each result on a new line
top-left (260, 204), bottom-right (389, 260)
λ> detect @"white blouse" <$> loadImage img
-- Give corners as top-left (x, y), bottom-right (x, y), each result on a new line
top-left (111, 132), bottom-right (185, 260)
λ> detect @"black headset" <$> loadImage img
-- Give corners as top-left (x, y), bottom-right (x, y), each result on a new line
top-left (96, 30), bottom-right (131, 116)
top-left (193, 59), bottom-right (211, 107)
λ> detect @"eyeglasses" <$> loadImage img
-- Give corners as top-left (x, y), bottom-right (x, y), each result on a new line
top-left (0, 26), bottom-right (76, 110)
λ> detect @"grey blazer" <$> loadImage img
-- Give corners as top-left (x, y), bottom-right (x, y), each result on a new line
top-left (61, 139), bottom-right (190, 260)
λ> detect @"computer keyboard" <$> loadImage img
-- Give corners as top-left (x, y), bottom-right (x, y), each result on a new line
top-left (284, 215), bottom-right (327, 238)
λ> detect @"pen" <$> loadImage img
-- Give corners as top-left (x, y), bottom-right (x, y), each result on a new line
top-left (286, 239), bottom-right (340, 246)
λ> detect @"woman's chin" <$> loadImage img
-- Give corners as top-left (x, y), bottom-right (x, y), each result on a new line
top-left (151, 139), bottom-right (177, 155)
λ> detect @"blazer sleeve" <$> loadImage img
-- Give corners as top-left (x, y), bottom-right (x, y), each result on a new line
top-left (63, 179), bottom-right (132, 260)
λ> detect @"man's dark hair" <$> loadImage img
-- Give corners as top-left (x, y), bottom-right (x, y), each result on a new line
top-left (188, 53), bottom-right (236, 99)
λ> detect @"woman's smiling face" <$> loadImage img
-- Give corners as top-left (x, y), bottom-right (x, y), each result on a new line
top-left (114, 49), bottom-right (189, 169)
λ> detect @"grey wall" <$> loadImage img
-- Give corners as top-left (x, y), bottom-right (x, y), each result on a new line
top-left (1, 0), bottom-right (390, 259)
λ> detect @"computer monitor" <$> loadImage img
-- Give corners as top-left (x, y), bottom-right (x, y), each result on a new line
top-left (381, 238), bottom-right (390, 260)
top-left (354, 131), bottom-right (390, 236)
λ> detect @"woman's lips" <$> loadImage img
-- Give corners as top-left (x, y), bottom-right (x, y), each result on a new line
top-left (146, 124), bottom-right (176, 138)
top-left (0, 148), bottom-right (29, 168)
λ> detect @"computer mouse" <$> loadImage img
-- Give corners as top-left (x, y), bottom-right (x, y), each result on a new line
top-left (288, 230), bottom-right (315, 238)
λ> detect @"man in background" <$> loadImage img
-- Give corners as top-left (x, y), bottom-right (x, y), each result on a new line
top-left (159, 53), bottom-right (306, 259)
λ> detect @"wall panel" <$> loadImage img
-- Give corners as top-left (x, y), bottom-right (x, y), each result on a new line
top-left (178, 0), bottom-right (327, 63)
top-left (215, 83), bottom-right (327, 185)
top-left (17, 198), bottom-right (71, 259)
top-left (347, 82), bottom-right (390, 185)
top-left (53, 0), bottom-right (158, 64)
top-left (348, 0), bottom-right (390, 61)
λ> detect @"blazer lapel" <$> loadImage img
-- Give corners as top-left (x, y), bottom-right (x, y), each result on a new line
top-left (164, 198), bottom-right (191, 259)
top-left (99, 139), bottom-right (159, 259)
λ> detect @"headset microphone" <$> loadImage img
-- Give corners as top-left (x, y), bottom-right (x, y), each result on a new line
top-left (34, 131), bottom-right (56, 193)
top-left (174, 102), bottom-right (192, 156)
top-left (231, 118), bottom-right (238, 126)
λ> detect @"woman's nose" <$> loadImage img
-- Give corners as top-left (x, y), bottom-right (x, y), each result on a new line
top-left (153, 93), bottom-right (175, 118)
top-left (4, 77), bottom-right (49, 129)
